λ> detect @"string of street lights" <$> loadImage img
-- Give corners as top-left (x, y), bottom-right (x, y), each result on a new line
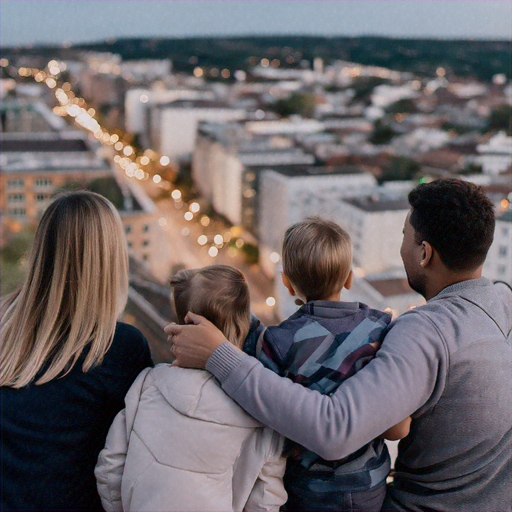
top-left (13, 59), bottom-right (255, 261)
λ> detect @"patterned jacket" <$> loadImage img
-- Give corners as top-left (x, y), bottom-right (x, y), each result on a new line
top-left (245, 301), bottom-right (392, 494)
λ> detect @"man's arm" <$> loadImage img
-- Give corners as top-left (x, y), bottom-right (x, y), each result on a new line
top-left (167, 311), bottom-right (447, 460)
top-left (381, 416), bottom-right (412, 441)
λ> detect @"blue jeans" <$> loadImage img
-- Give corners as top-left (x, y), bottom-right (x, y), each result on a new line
top-left (283, 481), bottom-right (386, 512)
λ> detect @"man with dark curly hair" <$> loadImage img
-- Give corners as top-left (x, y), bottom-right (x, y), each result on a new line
top-left (168, 179), bottom-right (512, 512)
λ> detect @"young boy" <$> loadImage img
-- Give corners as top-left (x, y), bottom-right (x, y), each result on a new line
top-left (251, 217), bottom-right (410, 512)
top-left (95, 265), bottom-right (287, 512)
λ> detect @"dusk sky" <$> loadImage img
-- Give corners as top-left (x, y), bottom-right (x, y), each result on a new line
top-left (1, 0), bottom-right (511, 47)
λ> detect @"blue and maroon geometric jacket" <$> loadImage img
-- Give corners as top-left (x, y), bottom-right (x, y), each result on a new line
top-left (244, 300), bottom-right (392, 495)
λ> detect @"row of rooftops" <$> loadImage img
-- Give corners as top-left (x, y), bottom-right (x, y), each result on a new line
top-left (1, 103), bottom-right (111, 175)
top-left (1, 136), bottom-right (89, 153)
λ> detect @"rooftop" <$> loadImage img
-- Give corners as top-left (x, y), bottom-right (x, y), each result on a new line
top-left (367, 278), bottom-right (415, 297)
top-left (498, 210), bottom-right (512, 223)
top-left (161, 99), bottom-right (233, 110)
top-left (1, 138), bottom-right (88, 153)
top-left (344, 194), bottom-right (410, 212)
top-left (265, 164), bottom-right (368, 178)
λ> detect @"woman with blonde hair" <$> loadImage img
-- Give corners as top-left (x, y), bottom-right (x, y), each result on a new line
top-left (1, 191), bottom-right (152, 511)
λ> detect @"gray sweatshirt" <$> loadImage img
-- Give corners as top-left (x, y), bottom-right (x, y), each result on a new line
top-left (206, 278), bottom-right (512, 512)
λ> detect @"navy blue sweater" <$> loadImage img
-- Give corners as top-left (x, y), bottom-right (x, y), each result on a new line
top-left (1, 322), bottom-right (152, 511)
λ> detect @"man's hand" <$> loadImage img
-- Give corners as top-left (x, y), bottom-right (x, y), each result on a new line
top-left (164, 312), bottom-right (230, 368)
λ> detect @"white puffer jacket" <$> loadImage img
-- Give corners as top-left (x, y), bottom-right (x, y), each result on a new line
top-left (95, 365), bottom-right (287, 512)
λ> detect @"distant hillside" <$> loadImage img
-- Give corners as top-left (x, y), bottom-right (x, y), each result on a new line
top-left (5, 36), bottom-right (510, 82)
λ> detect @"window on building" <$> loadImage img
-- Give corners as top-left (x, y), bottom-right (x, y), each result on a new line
top-left (8, 208), bottom-right (26, 217)
top-left (7, 179), bottom-right (24, 188)
top-left (36, 194), bottom-right (50, 202)
top-left (143, 224), bottom-right (150, 232)
top-left (502, 227), bottom-right (510, 237)
top-left (499, 246), bottom-right (508, 257)
top-left (125, 225), bottom-right (132, 234)
top-left (498, 265), bottom-right (506, 276)
top-left (7, 193), bottom-right (25, 203)
top-left (127, 241), bottom-right (133, 248)
top-left (35, 178), bottom-right (53, 187)
top-left (142, 254), bottom-right (148, 261)
top-left (142, 240), bottom-right (150, 247)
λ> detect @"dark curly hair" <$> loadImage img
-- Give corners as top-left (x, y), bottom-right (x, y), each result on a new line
top-left (408, 179), bottom-right (495, 272)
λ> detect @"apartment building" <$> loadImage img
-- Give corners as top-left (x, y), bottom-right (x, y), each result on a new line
top-left (192, 121), bottom-right (316, 231)
top-left (258, 167), bottom-right (379, 278)
top-left (150, 100), bottom-right (247, 160)
top-left (484, 210), bottom-right (512, 285)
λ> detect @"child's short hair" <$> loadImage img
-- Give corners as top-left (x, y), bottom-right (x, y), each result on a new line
top-left (170, 265), bottom-right (251, 348)
top-left (282, 217), bottom-right (352, 302)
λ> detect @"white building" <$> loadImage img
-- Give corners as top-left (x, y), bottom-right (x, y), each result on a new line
top-left (484, 210), bottom-right (512, 285)
top-left (150, 100), bottom-right (247, 160)
top-left (258, 168), bottom-right (379, 278)
top-left (371, 84), bottom-right (419, 109)
top-left (476, 132), bottom-right (512, 175)
top-left (192, 122), bottom-right (315, 230)
top-left (392, 128), bottom-right (451, 156)
top-left (120, 59), bottom-right (171, 82)
top-left (124, 87), bottom-right (216, 136)
top-left (334, 193), bottom-right (410, 274)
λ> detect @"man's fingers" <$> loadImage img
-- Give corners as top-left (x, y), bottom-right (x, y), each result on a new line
top-left (185, 311), bottom-right (208, 325)
top-left (164, 322), bottom-right (180, 335)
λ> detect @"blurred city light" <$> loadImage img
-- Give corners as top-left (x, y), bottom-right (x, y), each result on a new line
top-left (269, 252), bottom-right (280, 263)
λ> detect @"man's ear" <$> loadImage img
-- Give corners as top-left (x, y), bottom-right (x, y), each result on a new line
top-left (281, 273), bottom-right (296, 296)
top-left (344, 270), bottom-right (354, 290)
top-left (420, 241), bottom-right (433, 268)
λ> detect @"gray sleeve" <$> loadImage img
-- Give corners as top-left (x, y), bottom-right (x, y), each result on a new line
top-left (206, 311), bottom-right (448, 460)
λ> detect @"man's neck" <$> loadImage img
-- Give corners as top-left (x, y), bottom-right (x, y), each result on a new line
top-left (425, 268), bottom-right (483, 301)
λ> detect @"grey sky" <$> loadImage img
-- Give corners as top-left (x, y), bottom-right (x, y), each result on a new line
top-left (1, 1), bottom-right (510, 47)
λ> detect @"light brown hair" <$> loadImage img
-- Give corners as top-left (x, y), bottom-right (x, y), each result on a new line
top-left (170, 265), bottom-right (251, 348)
top-left (0, 191), bottom-right (129, 388)
top-left (282, 216), bottom-right (352, 302)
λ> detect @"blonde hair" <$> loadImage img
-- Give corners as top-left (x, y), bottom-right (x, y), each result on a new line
top-left (282, 216), bottom-right (352, 302)
top-left (0, 191), bottom-right (129, 388)
top-left (170, 265), bottom-right (251, 348)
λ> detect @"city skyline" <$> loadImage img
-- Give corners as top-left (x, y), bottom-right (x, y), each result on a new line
top-left (1, 0), bottom-right (511, 47)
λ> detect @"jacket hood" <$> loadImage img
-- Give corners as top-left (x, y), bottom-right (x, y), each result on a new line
top-left (148, 364), bottom-right (262, 429)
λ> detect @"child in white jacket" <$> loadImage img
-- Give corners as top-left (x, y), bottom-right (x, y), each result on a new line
top-left (95, 265), bottom-right (287, 512)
